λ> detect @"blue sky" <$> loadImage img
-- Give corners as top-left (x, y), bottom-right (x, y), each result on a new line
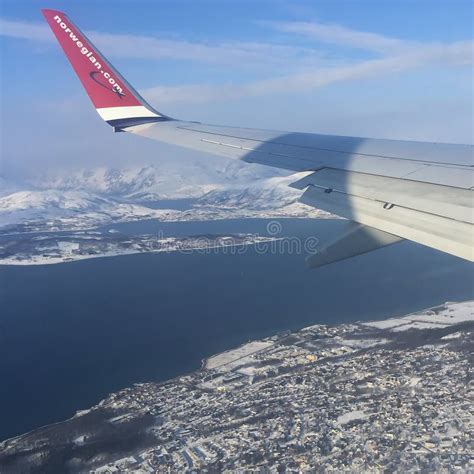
top-left (0, 0), bottom-right (472, 178)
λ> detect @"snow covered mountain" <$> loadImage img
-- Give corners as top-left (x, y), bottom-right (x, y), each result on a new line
top-left (0, 176), bottom-right (21, 198)
top-left (0, 189), bottom-right (163, 230)
top-left (197, 175), bottom-right (303, 210)
top-left (27, 161), bottom-right (283, 201)
top-left (0, 163), bottom-right (318, 231)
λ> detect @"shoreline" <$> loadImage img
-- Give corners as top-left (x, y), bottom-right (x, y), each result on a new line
top-left (0, 203), bottom-right (333, 236)
top-left (0, 235), bottom-right (281, 266)
top-left (2, 299), bottom-right (471, 446)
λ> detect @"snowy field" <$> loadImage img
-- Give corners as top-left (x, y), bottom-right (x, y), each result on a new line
top-left (0, 167), bottom-right (330, 233)
top-left (0, 234), bottom-right (278, 266)
top-left (363, 301), bottom-right (473, 331)
top-left (205, 341), bottom-right (274, 370)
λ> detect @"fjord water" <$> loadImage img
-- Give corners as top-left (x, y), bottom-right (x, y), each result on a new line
top-left (1, 218), bottom-right (473, 440)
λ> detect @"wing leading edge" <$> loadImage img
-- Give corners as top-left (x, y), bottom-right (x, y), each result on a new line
top-left (43, 9), bottom-right (474, 266)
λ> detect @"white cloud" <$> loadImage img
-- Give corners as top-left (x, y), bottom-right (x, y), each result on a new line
top-left (142, 40), bottom-right (473, 104)
top-left (1, 16), bottom-right (472, 107)
top-left (2, 13), bottom-right (472, 178)
top-left (263, 20), bottom-right (415, 54)
top-left (96, 32), bottom-right (306, 63)
top-left (0, 18), bottom-right (52, 42)
top-left (0, 18), bottom-right (322, 69)
top-left (0, 14), bottom-right (474, 115)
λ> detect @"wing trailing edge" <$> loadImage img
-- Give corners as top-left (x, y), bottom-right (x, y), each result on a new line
top-left (306, 222), bottom-right (402, 268)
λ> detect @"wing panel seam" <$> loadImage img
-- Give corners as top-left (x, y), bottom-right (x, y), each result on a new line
top-left (180, 126), bottom-right (472, 168)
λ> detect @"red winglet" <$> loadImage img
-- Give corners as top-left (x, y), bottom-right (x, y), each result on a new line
top-left (42, 9), bottom-right (148, 110)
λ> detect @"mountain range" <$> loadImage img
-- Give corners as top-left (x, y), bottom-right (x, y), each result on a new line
top-left (0, 163), bottom-right (318, 231)
top-left (25, 160), bottom-right (284, 200)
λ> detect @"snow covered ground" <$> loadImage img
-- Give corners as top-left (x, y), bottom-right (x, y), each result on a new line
top-left (0, 233), bottom-right (279, 266)
top-left (26, 161), bottom-right (281, 201)
top-left (0, 166), bottom-right (327, 232)
top-left (363, 301), bottom-right (473, 331)
top-left (0, 164), bottom-right (331, 265)
top-left (205, 341), bottom-right (274, 370)
top-left (336, 410), bottom-right (368, 426)
top-left (0, 189), bottom-right (164, 230)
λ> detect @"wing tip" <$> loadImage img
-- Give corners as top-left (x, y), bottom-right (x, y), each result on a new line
top-left (41, 8), bottom-right (66, 17)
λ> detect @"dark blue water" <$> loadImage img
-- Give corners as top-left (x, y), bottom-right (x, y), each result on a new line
top-left (0, 218), bottom-right (472, 440)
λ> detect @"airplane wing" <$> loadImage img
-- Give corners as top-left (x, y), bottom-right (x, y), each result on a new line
top-left (42, 9), bottom-right (474, 267)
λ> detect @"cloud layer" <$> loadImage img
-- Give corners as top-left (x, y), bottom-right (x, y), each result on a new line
top-left (142, 40), bottom-right (472, 104)
top-left (144, 20), bottom-right (471, 103)
top-left (0, 18), bottom-right (322, 69)
top-left (263, 20), bottom-right (415, 54)
top-left (1, 11), bottom-right (472, 177)
top-left (1, 15), bottom-right (471, 106)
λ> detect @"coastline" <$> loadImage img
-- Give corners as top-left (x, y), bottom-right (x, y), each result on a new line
top-left (2, 300), bottom-right (472, 447)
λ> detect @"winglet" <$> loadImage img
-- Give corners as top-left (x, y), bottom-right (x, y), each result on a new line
top-left (41, 9), bottom-right (170, 128)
